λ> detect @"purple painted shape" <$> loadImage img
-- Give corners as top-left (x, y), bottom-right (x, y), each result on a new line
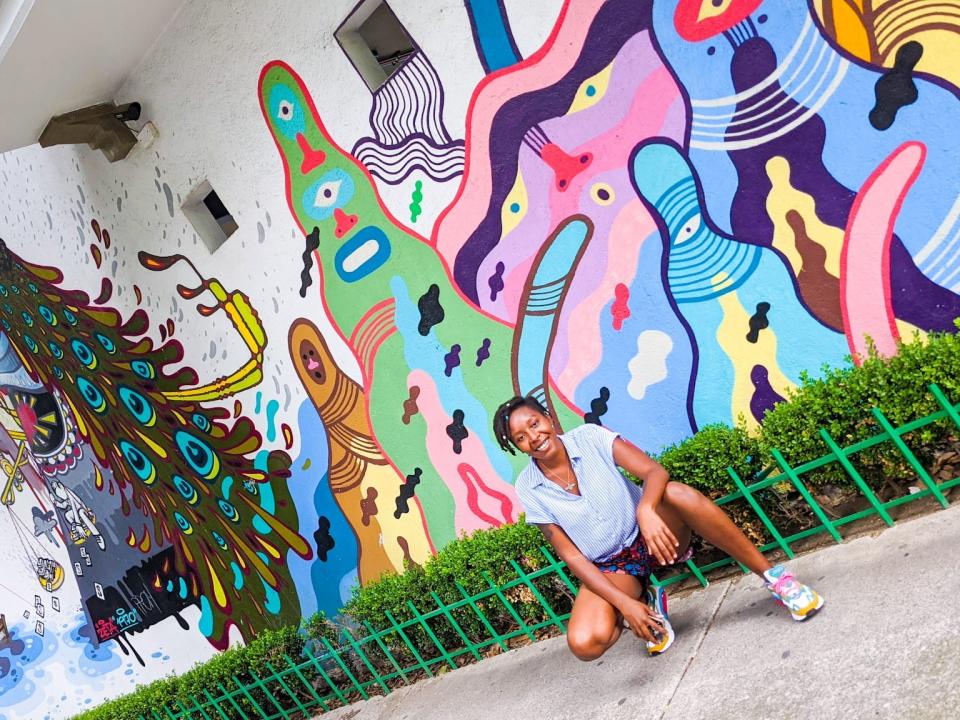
top-left (476, 338), bottom-right (492, 366)
top-left (444, 344), bottom-right (462, 377)
top-left (453, 0), bottom-right (654, 302)
top-left (749, 364), bottom-right (785, 422)
top-left (725, 38), bottom-right (960, 332)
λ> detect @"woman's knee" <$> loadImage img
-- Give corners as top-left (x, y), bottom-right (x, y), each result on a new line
top-left (566, 624), bottom-right (618, 661)
top-left (664, 480), bottom-right (701, 506)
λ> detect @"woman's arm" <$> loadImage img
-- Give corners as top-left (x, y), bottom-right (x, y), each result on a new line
top-left (612, 437), bottom-right (680, 565)
top-left (537, 522), bottom-right (663, 641)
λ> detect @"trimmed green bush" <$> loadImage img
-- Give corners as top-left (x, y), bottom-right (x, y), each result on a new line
top-left (656, 423), bottom-right (762, 495)
top-left (759, 327), bottom-right (960, 485)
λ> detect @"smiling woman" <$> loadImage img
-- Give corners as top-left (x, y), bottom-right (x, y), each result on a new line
top-left (492, 394), bottom-right (825, 661)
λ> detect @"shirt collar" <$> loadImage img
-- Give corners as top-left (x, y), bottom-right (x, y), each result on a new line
top-left (528, 431), bottom-right (582, 488)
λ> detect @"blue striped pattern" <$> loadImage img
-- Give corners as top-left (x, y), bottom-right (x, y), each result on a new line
top-left (655, 176), bottom-right (761, 303)
top-left (516, 424), bottom-right (643, 562)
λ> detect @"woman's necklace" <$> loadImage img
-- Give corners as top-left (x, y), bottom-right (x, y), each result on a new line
top-left (540, 461), bottom-right (578, 493)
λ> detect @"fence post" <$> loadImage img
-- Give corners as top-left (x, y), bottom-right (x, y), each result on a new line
top-left (819, 428), bottom-right (895, 526)
top-left (727, 467), bottom-right (795, 559)
top-left (871, 407), bottom-right (949, 508)
top-left (770, 448), bottom-right (843, 544)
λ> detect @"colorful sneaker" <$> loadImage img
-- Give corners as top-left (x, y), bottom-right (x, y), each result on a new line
top-left (763, 565), bottom-right (824, 621)
top-left (644, 584), bottom-right (675, 655)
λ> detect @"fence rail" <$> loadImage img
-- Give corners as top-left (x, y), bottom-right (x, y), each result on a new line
top-left (140, 382), bottom-right (960, 720)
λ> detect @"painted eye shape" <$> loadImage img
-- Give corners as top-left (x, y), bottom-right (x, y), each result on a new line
top-left (590, 183), bottom-right (616, 206)
top-left (677, 214), bottom-right (702, 242)
top-left (277, 100), bottom-right (295, 121)
top-left (313, 180), bottom-right (342, 208)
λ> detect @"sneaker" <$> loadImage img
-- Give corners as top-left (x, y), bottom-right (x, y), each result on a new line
top-left (763, 565), bottom-right (824, 621)
top-left (644, 584), bottom-right (675, 655)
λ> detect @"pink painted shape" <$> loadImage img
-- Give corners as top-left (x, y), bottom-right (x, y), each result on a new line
top-left (555, 199), bottom-right (655, 393)
top-left (408, 370), bottom-right (520, 535)
top-left (841, 141), bottom-right (926, 364)
top-left (433, 0), bottom-right (608, 260)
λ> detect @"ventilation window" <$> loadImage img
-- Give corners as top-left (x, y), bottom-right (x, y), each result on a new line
top-left (336, 0), bottom-right (416, 91)
top-left (181, 181), bottom-right (238, 253)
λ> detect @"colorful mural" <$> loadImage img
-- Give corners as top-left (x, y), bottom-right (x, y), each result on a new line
top-left (3, 0), bottom-right (960, 716)
top-left (0, 234), bottom-right (310, 653)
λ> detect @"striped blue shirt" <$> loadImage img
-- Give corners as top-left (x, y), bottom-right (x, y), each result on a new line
top-left (515, 424), bottom-right (644, 562)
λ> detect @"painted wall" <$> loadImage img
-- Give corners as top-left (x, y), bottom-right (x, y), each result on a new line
top-left (1, 1), bottom-right (959, 717)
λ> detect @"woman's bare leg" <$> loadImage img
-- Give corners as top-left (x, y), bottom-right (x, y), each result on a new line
top-left (566, 573), bottom-right (644, 661)
top-left (647, 481), bottom-right (771, 576)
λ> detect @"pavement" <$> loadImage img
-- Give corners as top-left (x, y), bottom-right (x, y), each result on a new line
top-left (318, 502), bottom-right (960, 720)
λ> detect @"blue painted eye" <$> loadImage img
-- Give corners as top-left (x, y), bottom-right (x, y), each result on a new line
top-left (22, 336), bottom-right (38, 353)
top-left (191, 413), bottom-right (211, 433)
top-left (335, 226), bottom-right (391, 283)
top-left (176, 430), bottom-right (220, 480)
top-left (71, 339), bottom-right (97, 369)
top-left (119, 386), bottom-right (156, 426)
top-left (173, 511), bottom-right (194, 535)
top-left (302, 169), bottom-right (355, 221)
top-left (38, 305), bottom-right (57, 326)
top-left (131, 360), bottom-right (156, 379)
top-left (119, 440), bottom-right (157, 485)
top-left (77, 377), bottom-right (107, 413)
top-left (10, 285), bottom-right (19, 295)
top-left (3, 320), bottom-right (12, 332)
top-left (63, 309), bottom-right (78, 326)
top-left (48, 342), bottom-right (63, 359)
top-left (27, 282), bottom-right (38, 293)
top-left (20, 312), bottom-right (33, 327)
top-left (2, 304), bottom-right (10, 315)
top-left (218, 499), bottom-right (240, 523)
top-left (0, 285), bottom-right (7, 297)
top-left (212, 531), bottom-right (228, 550)
top-left (52, 366), bottom-right (64, 380)
top-left (173, 475), bottom-right (200, 505)
top-left (269, 84), bottom-right (306, 139)
top-left (95, 333), bottom-right (116, 354)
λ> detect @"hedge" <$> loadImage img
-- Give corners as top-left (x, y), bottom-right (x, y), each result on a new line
top-left (70, 325), bottom-right (960, 720)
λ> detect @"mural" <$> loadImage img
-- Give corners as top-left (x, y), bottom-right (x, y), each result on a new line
top-left (0, 234), bottom-right (311, 654)
top-left (4, 0), bottom-right (960, 716)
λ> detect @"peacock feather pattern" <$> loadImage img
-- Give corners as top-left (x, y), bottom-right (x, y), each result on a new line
top-left (0, 234), bottom-right (311, 648)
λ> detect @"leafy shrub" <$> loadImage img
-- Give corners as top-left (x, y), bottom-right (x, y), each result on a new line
top-left (656, 423), bottom-right (762, 495)
top-left (759, 327), bottom-right (960, 486)
top-left (341, 520), bottom-right (572, 667)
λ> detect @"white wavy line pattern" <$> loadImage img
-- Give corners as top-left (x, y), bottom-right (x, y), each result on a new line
top-left (354, 137), bottom-right (466, 184)
top-left (689, 16), bottom-right (849, 151)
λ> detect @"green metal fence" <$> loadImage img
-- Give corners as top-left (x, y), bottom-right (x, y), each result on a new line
top-left (140, 383), bottom-right (960, 720)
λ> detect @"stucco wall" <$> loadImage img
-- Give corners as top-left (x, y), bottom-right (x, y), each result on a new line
top-left (1, 1), bottom-right (958, 717)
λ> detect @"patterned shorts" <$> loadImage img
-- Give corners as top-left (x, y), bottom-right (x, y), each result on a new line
top-left (595, 532), bottom-right (695, 578)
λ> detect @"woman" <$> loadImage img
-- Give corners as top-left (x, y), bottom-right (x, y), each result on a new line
top-left (493, 395), bottom-right (823, 660)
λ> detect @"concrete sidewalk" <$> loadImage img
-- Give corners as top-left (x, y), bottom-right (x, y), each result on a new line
top-left (321, 503), bottom-right (960, 720)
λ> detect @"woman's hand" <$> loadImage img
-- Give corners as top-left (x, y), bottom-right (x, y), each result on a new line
top-left (617, 596), bottom-right (665, 643)
top-left (638, 505), bottom-right (679, 566)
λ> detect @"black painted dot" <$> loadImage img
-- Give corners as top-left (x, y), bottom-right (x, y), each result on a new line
top-left (324, 189), bottom-right (332, 198)
top-left (707, 46), bottom-right (716, 56)
top-left (559, 180), bottom-right (567, 188)
top-left (758, 14), bottom-right (768, 23)
top-left (712, 0), bottom-right (722, 6)
top-left (597, 188), bottom-right (610, 201)
top-left (579, 154), bottom-right (589, 164)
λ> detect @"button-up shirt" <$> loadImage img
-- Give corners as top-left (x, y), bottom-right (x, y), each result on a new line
top-left (515, 424), bottom-right (644, 562)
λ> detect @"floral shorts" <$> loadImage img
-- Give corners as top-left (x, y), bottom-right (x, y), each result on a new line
top-left (595, 532), bottom-right (695, 578)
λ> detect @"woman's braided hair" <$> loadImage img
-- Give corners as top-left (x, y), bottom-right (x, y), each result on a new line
top-left (492, 395), bottom-right (549, 455)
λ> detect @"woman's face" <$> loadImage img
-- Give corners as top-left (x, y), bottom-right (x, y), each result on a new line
top-left (507, 405), bottom-right (560, 461)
